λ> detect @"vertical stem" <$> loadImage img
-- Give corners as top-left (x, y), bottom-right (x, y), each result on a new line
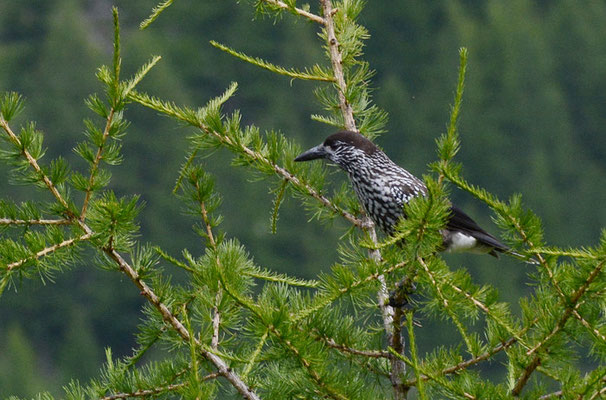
top-left (320, 0), bottom-right (356, 131)
top-left (319, 1), bottom-right (405, 398)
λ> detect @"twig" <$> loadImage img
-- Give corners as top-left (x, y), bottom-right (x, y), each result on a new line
top-left (101, 373), bottom-right (219, 400)
top-left (0, 218), bottom-right (72, 225)
top-left (211, 290), bottom-right (221, 350)
top-left (104, 247), bottom-right (260, 400)
top-left (5, 232), bottom-right (92, 271)
top-left (102, 382), bottom-right (187, 400)
top-left (80, 108), bottom-right (116, 219)
top-left (261, 0), bottom-right (325, 24)
top-left (404, 335), bottom-right (519, 387)
top-left (322, 336), bottom-right (391, 358)
top-left (0, 117), bottom-right (74, 217)
top-left (127, 89), bottom-right (365, 228)
top-left (537, 390), bottom-right (563, 400)
top-left (293, 258), bottom-right (410, 322)
top-left (572, 309), bottom-right (606, 342)
top-left (320, 0), bottom-right (356, 130)
top-left (268, 325), bottom-right (348, 400)
top-left (589, 379), bottom-right (606, 400)
top-left (417, 257), bottom-right (529, 349)
top-left (416, 256), bottom-right (474, 353)
top-left (512, 259), bottom-right (605, 396)
top-left (242, 329), bottom-right (269, 379)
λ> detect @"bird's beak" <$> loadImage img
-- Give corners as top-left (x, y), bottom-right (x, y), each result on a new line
top-left (294, 144), bottom-right (327, 162)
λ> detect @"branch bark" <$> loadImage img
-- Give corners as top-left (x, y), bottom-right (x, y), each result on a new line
top-left (0, 218), bottom-right (72, 225)
top-left (262, 0), bottom-right (325, 24)
top-left (319, 1), bottom-right (404, 398)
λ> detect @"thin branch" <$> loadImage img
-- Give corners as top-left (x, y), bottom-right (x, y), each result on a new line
top-left (537, 390), bottom-right (563, 400)
top-left (417, 257), bottom-right (529, 349)
top-left (0, 117), bottom-right (74, 217)
top-left (512, 259), bottom-right (606, 397)
top-left (320, 0), bottom-right (356, 131)
top-left (242, 329), bottom-right (269, 379)
top-left (322, 336), bottom-right (391, 358)
top-left (405, 335), bottom-right (519, 387)
top-left (0, 218), bottom-right (72, 225)
top-left (129, 90), bottom-right (364, 228)
top-left (589, 379), bottom-right (606, 400)
top-left (572, 309), bottom-right (606, 342)
top-left (104, 247), bottom-right (260, 400)
top-left (5, 232), bottom-right (92, 272)
top-left (101, 373), bottom-right (219, 400)
top-left (211, 41), bottom-right (334, 82)
top-left (293, 258), bottom-right (410, 322)
top-left (268, 325), bottom-right (348, 400)
top-left (261, 0), bottom-right (325, 24)
top-left (80, 108), bottom-right (116, 219)
top-left (211, 290), bottom-right (222, 350)
top-left (102, 382), bottom-right (187, 400)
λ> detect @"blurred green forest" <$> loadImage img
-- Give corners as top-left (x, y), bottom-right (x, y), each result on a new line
top-left (1, 0), bottom-right (605, 396)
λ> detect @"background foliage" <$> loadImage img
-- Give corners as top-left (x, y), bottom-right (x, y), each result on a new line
top-left (0, 0), bottom-right (605, 397)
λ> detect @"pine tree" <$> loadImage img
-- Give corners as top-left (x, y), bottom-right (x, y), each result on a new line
top-left (0, 1), bottom-right (604, 399)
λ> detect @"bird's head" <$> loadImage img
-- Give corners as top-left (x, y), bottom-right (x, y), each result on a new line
top-left (294, 131), bottom-right (379, 172)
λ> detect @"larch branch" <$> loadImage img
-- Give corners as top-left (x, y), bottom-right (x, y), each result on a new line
top-left (261, 0), bottom-right (325, 24)
top-left (0, 218), bottom-right (71, 225)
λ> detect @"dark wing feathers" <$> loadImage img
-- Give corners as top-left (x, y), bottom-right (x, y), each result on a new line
top-left (447, 206), bottom-right (509, 253)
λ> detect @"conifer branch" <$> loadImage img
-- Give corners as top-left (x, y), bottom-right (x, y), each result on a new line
top-left (406, 312), bottom-right (427, 400)
top-left (129, 90), bottom-right (364, 228)
top-left (0, 218), bottom-right (71, 225)
top-left (417, 257), bottom-right (529, 349)
top-left (589, 380), bottom-right (606, 400)
top-left (320, 0), bottom-right (355, 131)
top-left (217, 264), bottom-right (347, 400)
top-left (572, 309), bottom-right (606, 342)
top-left (4, 233), bottom-right (92, 272)
top-left (101, 382), bottom-right (187, 399)
top-left (538, 390), bottom-right (563, 399)
top-left (211, 41), bottom-right (334, 82)
top-left (80, 108), bottom-right (116, 219)
top-left (3, 101), bottom-right (257, 397)
top-left (260, 0), bottom-right (325, 24)
top-left (404, 335), bottom-right (520, 388)
top-left (389, 348), bottom-right (477, 400)
top-left (417, 255), bottom-right (475, 354)
top-left (268, 325), bottom-right (349, 400)
top-left (140, 0), bottom-right (174, 30)
top-left (321, 335), bottom-right (391, 358)
top-left (512, 259), bottom-right (605, 396)
top-left (0, 117), bottom-right (74, 217)
top-left (101, 372), bottom-right (220, 400)
top-left (211, 290), bottom-right (222, 350)
top-left (104, 246), bottom-right (261, 400)
top-left (293, 258), bottom-right (410, 322)
top-left (242, 329), bottom-right (268, 379)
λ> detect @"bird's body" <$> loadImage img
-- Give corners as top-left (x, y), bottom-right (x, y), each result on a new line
top-left (295, 130), bottom-right (510, 257)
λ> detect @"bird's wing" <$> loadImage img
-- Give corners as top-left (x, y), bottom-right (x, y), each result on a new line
top-left (446, 205), bottom-right (509, 253)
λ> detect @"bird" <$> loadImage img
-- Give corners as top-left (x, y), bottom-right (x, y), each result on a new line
top-left (295, 130), bottom-right (515, 258)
